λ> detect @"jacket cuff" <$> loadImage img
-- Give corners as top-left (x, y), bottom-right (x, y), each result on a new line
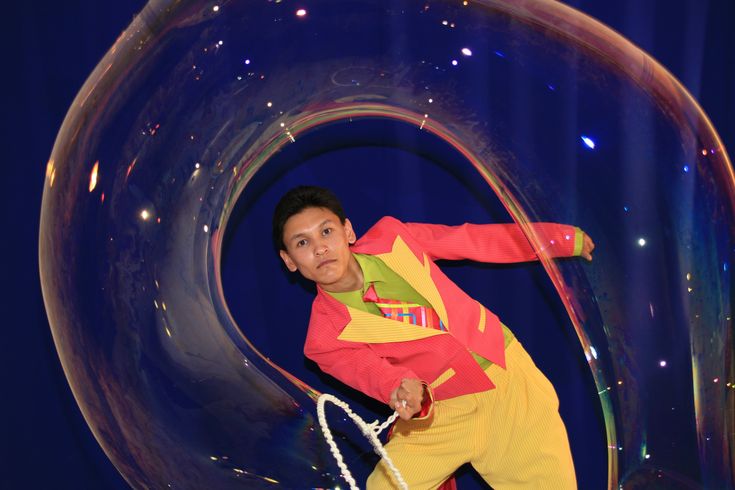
top-left (573, 227), bottom-right (584, 256)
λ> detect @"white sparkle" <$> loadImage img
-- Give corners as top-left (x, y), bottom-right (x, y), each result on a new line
top-left (581, 136), bottom-right (596, 149)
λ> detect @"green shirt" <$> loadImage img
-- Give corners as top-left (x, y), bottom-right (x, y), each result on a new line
top-left (326, 253), bottom-right (516, 370)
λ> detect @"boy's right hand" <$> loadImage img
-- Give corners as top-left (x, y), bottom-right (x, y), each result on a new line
top-left (390, 378), bottom-right (425, 420)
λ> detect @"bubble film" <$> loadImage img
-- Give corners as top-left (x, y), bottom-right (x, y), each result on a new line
top-left (39, 0), bottom-right (734, 488)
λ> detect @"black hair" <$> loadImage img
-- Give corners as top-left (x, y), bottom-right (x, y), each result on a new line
top-left (272, 185), bottom-right (347, 250)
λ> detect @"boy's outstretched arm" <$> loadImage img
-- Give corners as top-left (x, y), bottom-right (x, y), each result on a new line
top-left (400, 219), bottom-right (593, 263)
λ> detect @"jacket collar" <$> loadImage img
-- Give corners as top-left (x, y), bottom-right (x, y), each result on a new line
top-left (322, 235), bottom-right (450, 343)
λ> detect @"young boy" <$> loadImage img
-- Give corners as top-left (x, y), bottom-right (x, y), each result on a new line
top-left (273, 185), bottom-right (594, 489)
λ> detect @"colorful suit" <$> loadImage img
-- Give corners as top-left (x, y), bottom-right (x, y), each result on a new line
top-left (304, 216), bottom-right (580, 406)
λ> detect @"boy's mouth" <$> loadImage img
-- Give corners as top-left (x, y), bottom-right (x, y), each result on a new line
top-left (317, 259), bottom-right (336, 269)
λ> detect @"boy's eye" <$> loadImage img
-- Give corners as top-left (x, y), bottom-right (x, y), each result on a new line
top-left (296, 239), bottom-right (307, 247)
top-left (322, 228), bottom-right (332, 236)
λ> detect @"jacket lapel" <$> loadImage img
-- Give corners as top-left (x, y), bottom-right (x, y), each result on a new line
top-left (338, 305), bottom-right (445, 343)
top-left (374, 236), bottom-right (450, 329)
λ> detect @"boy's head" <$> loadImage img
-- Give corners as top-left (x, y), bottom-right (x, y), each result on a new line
top-left (272, 185), bottom-right (347, 251)
top-left (273, 186), bottom-right (358, 290)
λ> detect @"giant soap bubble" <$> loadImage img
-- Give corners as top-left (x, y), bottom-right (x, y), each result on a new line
top-left (40, 0), bottom-right (734, 488)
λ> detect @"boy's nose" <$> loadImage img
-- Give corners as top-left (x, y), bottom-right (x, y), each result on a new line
top-left (314, 243), bottom-right (328, 256)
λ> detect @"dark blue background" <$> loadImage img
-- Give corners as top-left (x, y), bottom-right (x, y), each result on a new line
top-left (2, 1), bottom-right (732, 488)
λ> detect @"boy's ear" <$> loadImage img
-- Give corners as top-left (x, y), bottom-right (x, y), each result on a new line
top-left (344, 218), bottom-right (356, 245)
top-left (279, 249), bottom-right (298, 272)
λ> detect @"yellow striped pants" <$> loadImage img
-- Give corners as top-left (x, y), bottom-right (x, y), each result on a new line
top-left (367, 340), bottom-right (577, 489)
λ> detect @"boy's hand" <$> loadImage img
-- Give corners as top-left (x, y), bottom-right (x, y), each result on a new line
top-left (390, 378), bottom-right (425, 420)
top-left (580, 232), bottom-right (595, 261)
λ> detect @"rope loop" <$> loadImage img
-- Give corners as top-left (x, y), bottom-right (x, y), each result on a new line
top-left (316, 393), bottom-right (408, 490)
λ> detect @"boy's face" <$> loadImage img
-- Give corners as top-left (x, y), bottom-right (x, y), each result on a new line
top-left (279, 207), bottom-right (358, 291)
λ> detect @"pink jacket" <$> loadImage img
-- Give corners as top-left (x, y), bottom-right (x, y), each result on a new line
top-left (304, 216), bottom-right (580, 405)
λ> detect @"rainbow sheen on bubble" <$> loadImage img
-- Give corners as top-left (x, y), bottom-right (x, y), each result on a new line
top-left (40, 0), bottom-right (734, 488)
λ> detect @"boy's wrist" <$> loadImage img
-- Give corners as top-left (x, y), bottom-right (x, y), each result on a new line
top-left (413, 382), bottom-right (434, 419)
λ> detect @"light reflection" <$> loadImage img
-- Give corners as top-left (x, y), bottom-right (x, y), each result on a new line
top-left (140, 209), bottom-right (151, 220)
top-left (125, 157), bottom-right (138, 182)
top-left (581, 135), bottom-right (596, 149)
top-left (296, 9), bottom-right (307, 17)
top-left (461, 47), bottom-right (472, 56)
top-left (637, 238), bottom-right (646, 247)
top-left (89, 161), bottom-right (100, 192)
top-left (45, 159), bottom-right (54, 179)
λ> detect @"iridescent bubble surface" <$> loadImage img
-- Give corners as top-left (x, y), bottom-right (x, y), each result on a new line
top-left (39, 0), bottom-right (734, 488)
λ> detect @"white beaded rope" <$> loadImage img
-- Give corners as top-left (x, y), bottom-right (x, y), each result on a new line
top-left (317, 393), bottom-right (409, 490)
